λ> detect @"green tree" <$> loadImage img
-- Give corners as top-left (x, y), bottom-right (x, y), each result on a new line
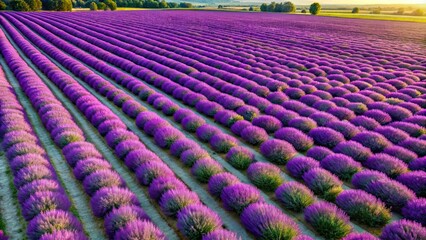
top-left (260, 3), bottom-right (267, 12)
top-left (282, 1), bottom-right (295, 12)
top-left (352, 7), bottom-right (359, 13)
top-left (179, 2), bottom-right (192, 8)
top-left (97, 1), bottom-right (106, 9)
top-left (46, 0), bottom-right (72, 10)
top-left (159, 0), bottom-right (168, 8)
top-left (89, 1), bottom-right (97, 10)
top-left (397, 8), bottom-right (404, 14)
top-left (168, 2), bottom-right (178, 8)
top-left (25, 0), bottom-right (42, 10)
top-left (309, 2), bottom-right (321, 15)
top-left (412, 9), bottom-right (424, 16)
top-left (104, 0), bottom-right (117, 10)
top-left (301, 9), bottom-right (306, 13)
top-left (0, 0), bottom-right (6, 10)
top-left (10, 0), bottom-right (30, 10)
top-left (218, 4), bottom-right (223, 9)
top-left (371, 8), bottom-right (380, 14)
top-left (267, 1), bottom-right (275, 12)
top-left (249, 6), bottom-right (253, 11)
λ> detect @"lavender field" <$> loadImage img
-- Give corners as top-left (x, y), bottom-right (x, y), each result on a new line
top-left (0, 10), bottom-right (426, 240)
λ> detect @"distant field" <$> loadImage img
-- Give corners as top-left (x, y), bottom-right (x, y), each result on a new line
top-left (318, 10), bottom-right (426, 23)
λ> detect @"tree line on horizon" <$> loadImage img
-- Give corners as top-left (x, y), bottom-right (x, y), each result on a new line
top-left (0, 0), bottom-right (193, 11)
top-left (260, 1), bottom-right (321, 15)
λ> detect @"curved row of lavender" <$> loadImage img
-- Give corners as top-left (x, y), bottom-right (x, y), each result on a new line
top-left (0, 21), bottom-right (167, 240)
top-left (17, 9), bottom-right (426, 230)
top-left (1, 12), bottom-right (313, 240)
top-left (0, 10), bottom-right (425, 240)
top-left (0, 13), bottom-right (249, 240)
top-left (0, 32), bottom-right (86, 240)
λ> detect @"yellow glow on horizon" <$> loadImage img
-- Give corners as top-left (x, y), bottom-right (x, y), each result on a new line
top-left (315, 0), bottom-right (426, 4)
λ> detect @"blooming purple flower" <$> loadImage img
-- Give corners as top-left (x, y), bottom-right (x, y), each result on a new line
top-left (402, 198), bottom-right (426, 226)
top-left (275, 182), bottom-right (314, 212)
top-left (302, 168), bottom-right (343, 201)
top-left (342, 232), bottom-right (378, 240)
top-left (304, 201), bottom-right (351, 239)
top-left (240, 202), bottom-right (300, 239)
top-left (308, 127), bottom-right (345, 149)
top-left (409, 157), bottom-right (426, 171)
top-left (170, 139), bottom-right (199, 157)
top-left (221, 183), bottom-right (262, 214)
top-left (136, 161), bottom-right (174, 186)
top-left (286, 157), bottom-right (319, 179)
top-left (27, 210), bottom-right (83, 240)
top-left (397, 171), bottom-right (426, 197)
top-left (124, 150), bottom-right (161, 171)
top-left (114, 220), bottom-right (167, 240)
top-left (177, 204), bottom-right (222, 240)
top-left (191, 158), bottom-right (224, 183)
top-left (83, 170), bottom-right (124, 196)
top-left (364, 153), bottom-right (408, 178)
top-left (240, 126), bottom-right (269, 146)
top-left (247, 162), bottom-right (283, 192)
top-left (196, 124), bottom-right (221, 142)
top-left (260, 139), bottom-right (297, 165)
top-left (104, 205), bottom-right (150, 238)
top-left (274, 127), bottom-right (314, 152)
top-left (380, 219), bottom-right (426, 240)
top-left (202, 229), bottom-right (241, 240)
top-left (352, 131), bottom-right (391, 153)
top-left (366, 179), bottom-right (416, 211)
top-left (154, 127), bottom-right (185, 149)
top-left (160, 189), bottom-right (200, 216)
top-left (351, 170), bottom-right (388, 190)
top-left (306, 146), bottom-right (333, 161)
top-left (335, 189), bottom-right (391, 227)
top-left (320, 154), bottom-right (362, 181)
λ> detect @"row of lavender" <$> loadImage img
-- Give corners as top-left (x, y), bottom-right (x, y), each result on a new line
top-left (0, 11), bottom-right (424, 240)
top-left (0, 36), bottom-right (86, 239)
top-left (0, 23), bottom-right (171, 239)
top-left (21, 8), bottom-right (419, 215)
top-left (6, 10), bottom-right (426, 239)
top-left (1, 12), bottom-right (315, 240)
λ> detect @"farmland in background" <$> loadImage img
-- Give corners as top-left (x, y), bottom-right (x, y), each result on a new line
top-left (0, 10), bottom-right (425, 240)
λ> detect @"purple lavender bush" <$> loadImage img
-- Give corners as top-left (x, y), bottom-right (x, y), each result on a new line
top-left (225, 146), bottom-right (254, 170)
top-left (286, 157), bottom-right (320, 179)
top-left (260, 139), bottom-right (297, 165)
top-left (221, 183), bottom-right (262, 214)
top-left (366, 179), bottom-right (416, 211)
top-left (364, 154), bottom-right (408, 178)
top-left (241, 202), bottom-right (300, 240)
top-left (275, 182), bottom-right (314, 212)
top-left (304, 201), bottom-right (351, 239)
top-left (177, 204), bottom-right (222, 240)
top-left (114, 220), bottom-right (167, 240)
top-left (247, 162), bottom-right (283, 191)
top-left (208, 172), bottom-right (240, 197)
top-left (320, 154), bottom-right (362, 181)
top-left (274, 128), bottom-right (314, 152)
top-left (302, 168), bottom-right (343, 201)
top-left (308, 127), bottom-right (345, 149)
top-left (160, 189), bottom-right (201, 216)
top-left (335, 189), bottom-right (391, 227)
top-left (402, 198), bottom-right (426, 226)
top-left (191, 158), bottom-right (224, 183)
top-left (380, 220), bottom-right (426, 240)
top-left (397, 171), bottom-right (426, 197)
